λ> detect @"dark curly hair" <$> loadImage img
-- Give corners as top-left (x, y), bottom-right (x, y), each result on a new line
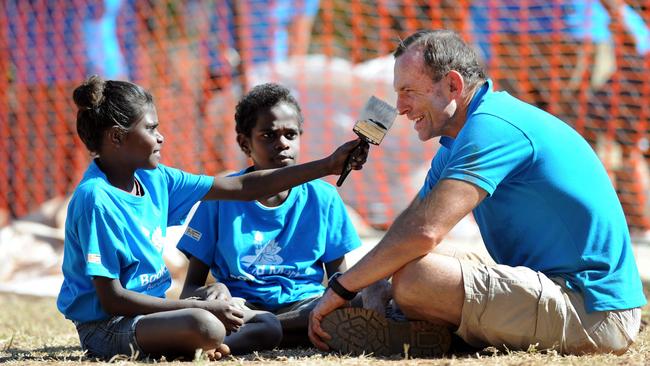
top-left (234, 83), bottom-right (304, 137)
top-left (72, 75), bottom-right (154, 153)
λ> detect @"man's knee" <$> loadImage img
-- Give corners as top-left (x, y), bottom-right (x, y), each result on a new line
top-left (392, 254), bottom-right (462, 300)
top-left (391, 254), bottom-right (465, 326)
top-left (391, 258), bottom-right (426, 304)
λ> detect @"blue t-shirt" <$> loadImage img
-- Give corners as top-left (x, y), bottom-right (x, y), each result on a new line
top-left (419, 80), bottom-right (646, 312)
top-left (177, 169), bottom-right (361, 311)
top-left (57, 161), bottom-right (213, 323)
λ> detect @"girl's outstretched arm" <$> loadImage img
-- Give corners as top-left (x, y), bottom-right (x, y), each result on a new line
top-left (203, 139), bottom-right (368, 201)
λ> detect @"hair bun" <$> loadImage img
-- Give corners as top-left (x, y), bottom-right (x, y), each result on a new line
top-left (72, 75), bottom-right (106, 111)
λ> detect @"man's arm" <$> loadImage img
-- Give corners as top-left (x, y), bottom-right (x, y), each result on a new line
top-left (338, 178), bottom-right (487, 292)
top-left (308, 178), bottom-right (487, 349)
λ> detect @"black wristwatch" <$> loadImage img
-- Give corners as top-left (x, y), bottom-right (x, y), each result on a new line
top-left (327, 272), bottom-right (357, 301)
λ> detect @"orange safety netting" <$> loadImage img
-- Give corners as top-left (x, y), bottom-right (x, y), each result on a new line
top-left (1, 0), bottom-right (649, 234)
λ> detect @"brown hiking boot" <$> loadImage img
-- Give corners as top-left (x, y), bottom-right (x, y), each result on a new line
top-left (321, 307), bottom-right (451, 357)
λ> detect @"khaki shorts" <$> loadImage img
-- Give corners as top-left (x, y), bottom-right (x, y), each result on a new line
top-left (456, 260), bottom-right (642, 354)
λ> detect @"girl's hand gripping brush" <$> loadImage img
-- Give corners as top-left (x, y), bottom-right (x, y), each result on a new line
top-left (337, 96), bottom-right (398, 186)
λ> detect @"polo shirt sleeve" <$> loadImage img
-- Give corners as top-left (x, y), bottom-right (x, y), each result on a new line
top-left (441, 114), bottom-right (534, 196)
top-left (176, 201), bottom-right (218, 266)
top-left (418, 147), bottom-right (451, 200)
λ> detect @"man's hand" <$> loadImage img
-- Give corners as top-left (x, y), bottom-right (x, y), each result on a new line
top-left (308, 288), bottom-right (347, 350)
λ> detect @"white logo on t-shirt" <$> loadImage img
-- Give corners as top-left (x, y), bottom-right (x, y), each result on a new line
top-left (140, 225), bottom-right (165, 252)
top-left (241, 239), bottom-right (283, 268)
top-left (239, 236), bottom-right (299, 278)
top-left (253, 231), bottom-right (264, 244)
top-left (139, 263), bottom-right (169, 289)
top-left (151, 227), bottom-right (164, 252)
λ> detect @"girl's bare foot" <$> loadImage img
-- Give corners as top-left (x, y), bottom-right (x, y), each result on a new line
top-left (218, 343), bottom-right (231, 357)
top-left (204, 344), bottom-right (231, 360)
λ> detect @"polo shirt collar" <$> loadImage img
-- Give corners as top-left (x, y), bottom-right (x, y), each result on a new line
top-left (439, 79), bottom-right (492, 149)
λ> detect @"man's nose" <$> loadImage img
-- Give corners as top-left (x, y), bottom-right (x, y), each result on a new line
top-left (396, 96), bottom-right (409, 115)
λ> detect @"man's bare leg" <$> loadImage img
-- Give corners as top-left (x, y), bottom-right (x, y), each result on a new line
top-left (391, 253), bottom-right (464, 328)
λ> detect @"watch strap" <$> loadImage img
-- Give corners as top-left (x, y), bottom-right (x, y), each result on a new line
top-left (328, 272), bottom-right (357, 301)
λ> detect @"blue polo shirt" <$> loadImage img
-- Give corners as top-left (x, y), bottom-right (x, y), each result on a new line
top-left (419, 80), bottom-right (646, 312)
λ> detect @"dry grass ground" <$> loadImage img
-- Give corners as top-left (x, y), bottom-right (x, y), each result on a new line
top-left (0, 285), bottom-right (648, 365)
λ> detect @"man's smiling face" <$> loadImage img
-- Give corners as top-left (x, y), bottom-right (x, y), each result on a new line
top-left (393, 47), bottom-right (458, 141)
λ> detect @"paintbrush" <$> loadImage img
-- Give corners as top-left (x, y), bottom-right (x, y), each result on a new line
top-left (337, 96), bottom-right (398, 186)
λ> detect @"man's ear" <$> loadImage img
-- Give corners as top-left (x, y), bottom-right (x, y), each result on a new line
top-left (108, 127), bottom-right (125, 147)
top-left (446, 70), bottom-right (465, 99)
top-left (236, 133), bottom-right (251, 156)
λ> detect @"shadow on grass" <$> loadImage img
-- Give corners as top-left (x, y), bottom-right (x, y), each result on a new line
top-left (0, 345), bottom-right (84, 362)
top-left (1, 346), bottom-right (332, 363)
top-left (0, 337), bottom-right (503, 363)
top-left (1, 346), bottom-right (162, 363)
top-left (231, 342), bottom-right (483, 361)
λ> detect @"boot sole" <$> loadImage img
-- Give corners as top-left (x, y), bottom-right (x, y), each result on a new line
top-left (321, 307), bottom-right (451, 357)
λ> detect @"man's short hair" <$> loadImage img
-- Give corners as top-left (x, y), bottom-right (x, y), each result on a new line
top-left (394, 30), bottom-right (486, 87)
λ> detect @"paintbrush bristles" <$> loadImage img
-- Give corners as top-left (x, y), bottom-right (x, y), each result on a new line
top-left (353, 96), bottom-right (398, 145)
top-left (359, 96), bottom-right (398, 130)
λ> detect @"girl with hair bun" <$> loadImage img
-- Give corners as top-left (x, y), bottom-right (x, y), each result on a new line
top-left (57, 76), bottom-right (367, 360)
